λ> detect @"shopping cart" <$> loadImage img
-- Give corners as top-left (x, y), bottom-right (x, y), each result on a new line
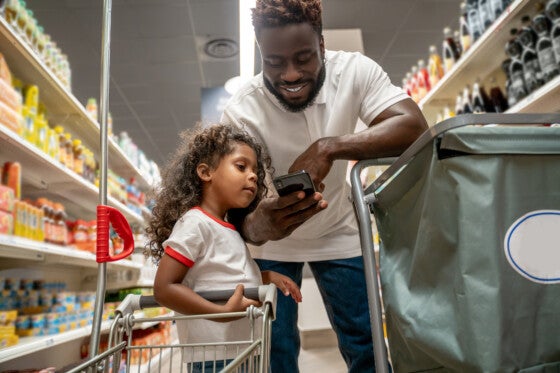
top-left (66, 284), bottom-right (277, 373)
top-left (350, 113), bottom-right (560, 373)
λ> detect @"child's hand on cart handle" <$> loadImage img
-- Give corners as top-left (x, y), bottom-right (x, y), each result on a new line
top-left (262, 270), bottom-right (302, 303)
top-left (224, 284), bottom-right (262, 312)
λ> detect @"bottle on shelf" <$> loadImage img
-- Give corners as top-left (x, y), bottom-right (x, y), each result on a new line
top-left (518, 15), bottom-right (544, 92)
top-left (54, 125), bottom-right (67, 166)
top-left (505, 28), bottom-right (528, 105)
top-left (402, 77), bottom-right (412, 97)
top-left (545, 0), bottom-right (560, 62)
top-left (443, 104), bottom-right (455, 120)
top-left (467, 0), bottom-right (484, 41)
top-left (532, 13), bottom-right (560, 82)
top-left (471, 79), bottom-right (493, 113)
top-left (462, 86), bottom-right (474, 114)
top-left (454, 30), bottom-right (463, 58)
top-left (86, 98), bottom-right (98, 122)
top-left (416, 59), bottom-right (431, 101)
top-left (489, 0), bottom-right (505, 20)
top-left (460, 2), bottom-right (474, 53)
top-left (409, 68), bottom-right (419, 103)
top-left (479, 0), bottom-right (495, 31)
top-left (428, 45), bottom-right (445, 87)
top-left (455, 93), bottom-right (464, 115)
top-left (489, 77), bottom-right (509, 113)
top-left (442, 27), bottom-right (461, 74)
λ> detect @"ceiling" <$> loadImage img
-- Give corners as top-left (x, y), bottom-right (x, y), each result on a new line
top-left (26, 0), bottom-right (460, 168)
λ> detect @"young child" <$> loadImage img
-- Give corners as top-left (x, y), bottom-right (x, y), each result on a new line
top-left (145, 123), bottom-right (301, 371)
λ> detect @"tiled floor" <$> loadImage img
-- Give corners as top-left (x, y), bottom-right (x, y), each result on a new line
top-left (299, 346), bottom-right (347, 372)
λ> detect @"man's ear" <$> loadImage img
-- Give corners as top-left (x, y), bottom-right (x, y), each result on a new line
top-left (197, 163), bottom-right (212, 182)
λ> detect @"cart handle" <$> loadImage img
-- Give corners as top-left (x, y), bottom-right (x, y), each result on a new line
top-left (116, 285), bottom-right (276, 316)
top-left (96, 205), bottom-right (135, 263)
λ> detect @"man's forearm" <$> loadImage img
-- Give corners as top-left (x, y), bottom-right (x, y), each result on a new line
top-left (241, 210), bottom-right (269, 246)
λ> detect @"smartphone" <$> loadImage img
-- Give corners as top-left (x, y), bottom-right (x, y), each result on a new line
top-left (273, 170), bottom-right (316, 197)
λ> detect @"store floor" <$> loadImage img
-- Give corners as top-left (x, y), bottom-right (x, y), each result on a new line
top-left (299, 345), bottom-right (346, 372)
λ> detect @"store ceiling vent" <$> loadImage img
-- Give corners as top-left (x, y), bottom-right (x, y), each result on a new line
top-left (323, 28), bottom-right (364, 53)
top-left (196, 36), bottom-right (239, 61)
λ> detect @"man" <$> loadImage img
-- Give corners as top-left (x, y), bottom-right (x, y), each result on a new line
top-left (222, 0), bottom-right (428, 371)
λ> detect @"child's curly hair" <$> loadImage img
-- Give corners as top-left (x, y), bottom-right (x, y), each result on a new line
top-left (252, 0), bottom-right (323, 37)
top-left (145, 123), bottom-right (271, 263)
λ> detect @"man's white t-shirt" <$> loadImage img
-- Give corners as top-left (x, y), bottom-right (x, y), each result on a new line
top-left (222, 50), bottom-right (408, 262)
top-left (162, 207), bottom-right (263, 360)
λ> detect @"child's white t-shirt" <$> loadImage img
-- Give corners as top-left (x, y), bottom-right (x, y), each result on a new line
top-left (162, 207), bottom-right (263, 361)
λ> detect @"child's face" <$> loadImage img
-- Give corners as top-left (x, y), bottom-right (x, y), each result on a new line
top-left (208, 143), bottom-right (259, 210)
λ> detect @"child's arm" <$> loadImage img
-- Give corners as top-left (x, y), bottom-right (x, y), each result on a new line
top-left (154, 254), bottom-right (260, 316)
top-left (261, 270), bottom-right (302, 303)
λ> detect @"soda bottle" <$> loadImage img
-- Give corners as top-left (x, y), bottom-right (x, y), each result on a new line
top-left (428, 45), bottom-right (445, 87)
top-left (546, 0), bottom-right (560, 62)
top-left (460, 2), bottom-right (473, 53)
top-left (533, 13), bottom-right (559, 82)
top-left (442, 27), bottom-right (461, 74)
top-left (518, 15), bottom-right (544, 92)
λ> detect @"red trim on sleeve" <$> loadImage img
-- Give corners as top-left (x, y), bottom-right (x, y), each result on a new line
top-left (164, 246), bottom-right (195, 268)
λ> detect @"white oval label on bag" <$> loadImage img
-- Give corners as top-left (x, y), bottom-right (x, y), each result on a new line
top-left (504, 210), bottom-right (560, 284)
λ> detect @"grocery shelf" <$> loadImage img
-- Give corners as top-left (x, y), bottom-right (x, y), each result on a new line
top-left (0, 234), bottom-right (143, 272)
top-left (0, 17), bottom-right (152, 189)
top-left (0, 124), bottom-right (144, 225)
top-left (419, 0), bottom-right (529, 123)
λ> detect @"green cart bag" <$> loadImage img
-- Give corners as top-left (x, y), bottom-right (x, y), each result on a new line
top-left (352, 114), bottom-right (560, 373)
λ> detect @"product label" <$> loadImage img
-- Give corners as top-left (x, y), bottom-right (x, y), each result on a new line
top-left (538, 46), bottom-right (558, 77)
top-left (523, 58), bottom-right (541, 92)
top-left (510, 70), bottom-right (527, 102)
top-left (504, 210), bottom-right (560, 284)
top-left (553, 36), bottom-right (560, 61)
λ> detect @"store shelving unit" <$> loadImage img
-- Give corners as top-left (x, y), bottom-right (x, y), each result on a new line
top-left (0, 11), bottom-right (156, 371)
top-left (0, 16), bottom-right (152, 191)
top-left (419, 0), bottom-right (560, 124)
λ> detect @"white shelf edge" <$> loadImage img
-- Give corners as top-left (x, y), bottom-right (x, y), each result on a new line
top-left (0, 320), bottom-right (112, 364)
top-left (0, 234), bottom-right (143, 271)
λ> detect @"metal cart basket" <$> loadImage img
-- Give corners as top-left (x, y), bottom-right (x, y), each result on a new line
top-left (351, 113), bottom-right (560, 373)
top-left (67, 285), bottom-right (277, 373)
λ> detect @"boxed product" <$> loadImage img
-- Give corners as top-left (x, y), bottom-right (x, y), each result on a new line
top-left (0, 184), bottom-right (15, 212)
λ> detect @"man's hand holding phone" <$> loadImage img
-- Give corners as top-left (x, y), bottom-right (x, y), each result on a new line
top-left (241, 170), bottom-right (327, 245)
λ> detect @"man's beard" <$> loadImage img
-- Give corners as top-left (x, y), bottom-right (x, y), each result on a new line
top-left (264, 62), bottom-right (326, 113)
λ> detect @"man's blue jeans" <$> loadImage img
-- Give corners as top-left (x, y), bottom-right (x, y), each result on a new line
top-left (255, 256), bottom-right (375, 373)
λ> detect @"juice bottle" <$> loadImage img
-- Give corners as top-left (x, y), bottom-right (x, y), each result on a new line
top-left (35, 113), bottom-right (49, 153)
top-left (22, 85), bottom-right (39, 144)
top-left (4, 0), bottom-right (20, 26)
top-left (533, 13), bottom-right (559, 82)
top-left (64, 133), bottom-right (74, 171)
top-left (428, 45), bottom-right (444, 87)
top-left (86, 98), bottom-right (98, 122)
top-left (442, 27), bottom-right (461, 74)
top-left (518, 15), bottom-right (544, 92)
top-left (54, 125), bottom-right (67, 166)
top-left (460, 2), bottom-right (473, 53)
top-left (46, 127), bottom-right (59, 161)
top-left (36, 198), bottom-right (52, 243)
top-left (416, 59), bottom-right (430, 100)
top-left (402, 77), bottom-right (412, 97)
top-left (72, 139), bottom-right (84, 176)
top-left (545, 0), bottom-right (560, 65)
top-left (409, 68), bottom-right (419, 103)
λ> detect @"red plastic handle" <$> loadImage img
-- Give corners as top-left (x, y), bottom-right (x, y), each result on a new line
top-left (96, 205), bottom-right (135, 263)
